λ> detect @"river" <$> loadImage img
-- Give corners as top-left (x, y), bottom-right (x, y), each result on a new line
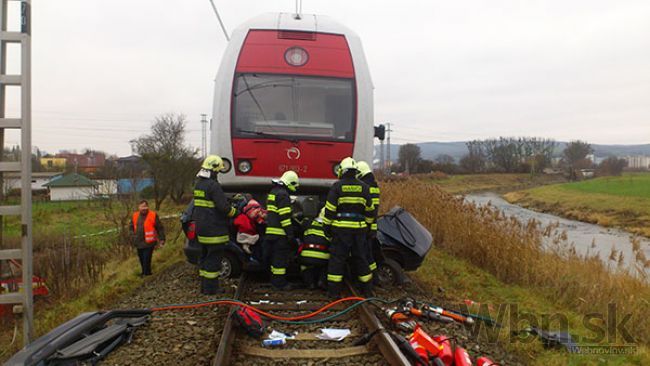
top-left (465, 192), bottom-right (650, 275)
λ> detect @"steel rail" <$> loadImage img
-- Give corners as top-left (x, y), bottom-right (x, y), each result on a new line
top-left (213, 275), bottom-right (410, 366)
top-left (345, 283), bottom-right (411, 366)
top-left (212, 272), bottom-right (247, 366)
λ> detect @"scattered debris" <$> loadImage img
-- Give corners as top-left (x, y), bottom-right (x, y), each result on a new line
top-left (316, 328), bottom-right (351, 341)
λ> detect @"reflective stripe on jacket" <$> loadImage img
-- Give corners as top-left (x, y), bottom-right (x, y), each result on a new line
top-left (323, 177), bottom-right (373, 232)
top-left (192, 177), bottom-right (236, 245)
top-left (360, 173), bottom-right (380, 232)
top-left (132, 210), bottom-right (158, 244)
top-left (300, 219), bottom-right (330, 261)
top-left (265, 185), bottom-right (293, 238)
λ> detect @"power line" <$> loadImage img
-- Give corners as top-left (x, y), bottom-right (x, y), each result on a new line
top-left (386, 122), bottom-right (393, 173)
top-left (208, 0), bottom-right (230, 41)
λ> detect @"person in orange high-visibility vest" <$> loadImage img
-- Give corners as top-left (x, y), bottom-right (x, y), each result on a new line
top-left (130, 200), bottom-right (166, 276)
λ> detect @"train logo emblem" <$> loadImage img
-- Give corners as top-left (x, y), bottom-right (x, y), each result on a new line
top-left (286, 147), bottom-right (301, 160)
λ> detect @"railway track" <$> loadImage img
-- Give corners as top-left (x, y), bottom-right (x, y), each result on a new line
top-left (213, 273), bottom-right (410, 366)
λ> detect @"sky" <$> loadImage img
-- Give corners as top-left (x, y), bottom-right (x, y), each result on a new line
top-left (4, 0), bottom-right (649, 155)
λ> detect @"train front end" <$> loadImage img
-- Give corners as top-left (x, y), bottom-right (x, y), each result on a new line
top-left (212, 12), bottom-right (374, 194)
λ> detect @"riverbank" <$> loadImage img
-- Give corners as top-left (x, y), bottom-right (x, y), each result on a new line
top-left (382, 179), bottom-right (649, 365)
top-left (465, 192), bottom-right (650, 275)
top-left (426, 173), bottom-right (566, 195)
top-left (504, 173), bottom-right (650, 238)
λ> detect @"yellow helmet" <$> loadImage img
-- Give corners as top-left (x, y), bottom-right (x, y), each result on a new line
top-left (356, 161), bottom-right (371, 178)
top-left (279, 170), bottom-right (299, 192)
top-left (337, 157), bottom-right (357, 178)
top-left (201, 155), bottom-right (224, 172)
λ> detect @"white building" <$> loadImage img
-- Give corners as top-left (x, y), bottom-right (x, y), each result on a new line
top-left (2, 172), bottom-right (61, 195)
top-left (44, 173), bottom-right (98, 201)
top-left (623, 156), bottom-right (650, 170)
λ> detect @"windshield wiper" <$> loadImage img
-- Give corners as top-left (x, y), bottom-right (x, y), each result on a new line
top-left (234, 82), bottom-right (293, 97)
top-left (236, 128), bottom-right (298, 143)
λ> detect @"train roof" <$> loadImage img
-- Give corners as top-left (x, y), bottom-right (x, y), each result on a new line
top-left (232, 12), bottom-right (360, 39)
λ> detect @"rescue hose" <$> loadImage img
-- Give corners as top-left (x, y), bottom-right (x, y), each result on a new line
top-left (149, 296), bottom-right (392, 324)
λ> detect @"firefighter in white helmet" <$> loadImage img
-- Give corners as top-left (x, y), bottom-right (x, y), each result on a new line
top-left (356, 161), bottom-right (383, 284)
top-left (323, 157), bottom-right (374, 298)
top-left (192, 155), bottom-right (237, 295)
top-left (264, 170), bottom-right (300, 290)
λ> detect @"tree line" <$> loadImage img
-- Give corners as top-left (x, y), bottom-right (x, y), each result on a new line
top-left (395, 138), bottom-right (627, 180)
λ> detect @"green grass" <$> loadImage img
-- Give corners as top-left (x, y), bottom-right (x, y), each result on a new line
top-left (505, 173), bottom-right (650, 237)
top-left (427, 173), bottom-right (566, 194)
top-left (0, 228), bottom-right (186, 362)
top-left (562, 173), bottom-right (650, 198)
top-left (1, 200), bottom-right (185, 247)
top-left (0, 197), bottom-right (188, 361)
top-left (415, 251), bottom-right (649, 365)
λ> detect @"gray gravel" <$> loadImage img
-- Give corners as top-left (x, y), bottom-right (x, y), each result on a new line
top-left (103, 262), bottom-right (236, 366)
top-left (100, 264), bottom-right (520, 365)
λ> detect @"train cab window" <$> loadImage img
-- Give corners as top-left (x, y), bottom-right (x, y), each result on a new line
top-left (233, 74), bottom-right (355, 142)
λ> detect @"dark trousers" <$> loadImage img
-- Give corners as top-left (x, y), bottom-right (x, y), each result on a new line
top-left (199, 244), bottom-right (223, 294)
top-left (137, 246), bottom-right (154, 275)
top-left (264, 237), bottom-right (290, 288)
top-left (367, 235), bottom-right (384, 284)
top-left (327, 231), bottom-right (372, 296)
top-left (300, 257), bottom-right (327, 288)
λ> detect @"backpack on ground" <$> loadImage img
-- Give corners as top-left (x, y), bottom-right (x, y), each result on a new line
top-left (232, 306), bottom-right (265, 338)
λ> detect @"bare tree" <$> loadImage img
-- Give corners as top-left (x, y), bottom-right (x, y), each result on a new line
top-left (597, 157), bottom-right (627, 177)
top-left (398, 144), bottom-right (422, 174)
top-left (432, 154), bottom-right (457, 174)
top-left (461, 140), bottom-right (487, 173)
top-left (563, 140), bottom-right (593, 181)
top-left (130, 113), bottom-right (199, 209)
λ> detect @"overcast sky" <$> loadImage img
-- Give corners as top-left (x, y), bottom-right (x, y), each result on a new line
top-left (6, 0), bottom-right (649, 156)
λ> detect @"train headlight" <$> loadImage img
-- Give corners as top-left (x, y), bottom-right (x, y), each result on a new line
top-left (284, 46), bottom-right (309, 67)
top-left (220, 158), bottom-right (232, 173)
top-left (237, 160), bottom-right (252, 174)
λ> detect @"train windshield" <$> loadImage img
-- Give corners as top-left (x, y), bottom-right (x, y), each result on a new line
top-left (232, 74), bottom-right (355, 142)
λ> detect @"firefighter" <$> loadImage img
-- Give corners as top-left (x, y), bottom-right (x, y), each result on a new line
top-left (356, 161), bottom-right (383, 284)
top-left (323, 157), bottom-right (374, 298)
top-left (264, 170), bottom-right (299, 290)
top-left (298, 208), bottom-right (330, 290)
top-left (192, 155), bottom-right (237, 295)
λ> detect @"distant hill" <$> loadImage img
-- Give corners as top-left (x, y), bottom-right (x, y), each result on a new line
top-left (375, 142), bottom-right (650, 162)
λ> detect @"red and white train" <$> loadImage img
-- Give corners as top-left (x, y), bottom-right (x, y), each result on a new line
top-left (211, 12), bottom-right (374, 193)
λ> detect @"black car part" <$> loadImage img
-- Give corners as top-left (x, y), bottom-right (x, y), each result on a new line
top-left (5, 310), bottom-right (151, 366)
top-left (377, 206), bottom-right (433, 271)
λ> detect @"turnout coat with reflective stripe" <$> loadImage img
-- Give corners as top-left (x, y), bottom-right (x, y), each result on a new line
top-left (360, 173), bottom-right (380, 232)
top-left (265, 185), bottom-right (294, 238)
top-left (192, 177), bottom-right (236, 244)
top-left (300, 219), bottom-right (330, 261)
top-left (323, 177), bottom-right (373, 231)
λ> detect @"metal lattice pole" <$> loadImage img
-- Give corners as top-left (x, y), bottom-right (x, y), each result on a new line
top-left (0, 0), bottom-right (33, 345)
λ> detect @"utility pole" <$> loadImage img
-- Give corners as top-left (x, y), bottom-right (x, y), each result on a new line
top-left (0, 0), bottom-right (33, 345)
top-left (201, 114), bottom-right (208, 158)
top-left (386, 122), bottom-right (393, 174)
top-left (379, 138), bottom-right (384, 172)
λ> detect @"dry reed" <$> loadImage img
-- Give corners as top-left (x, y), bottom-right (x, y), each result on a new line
top-left (381, 178), bottom-right (650, 344)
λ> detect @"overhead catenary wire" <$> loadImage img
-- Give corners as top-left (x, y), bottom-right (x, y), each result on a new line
top-left (208, 0), bottom-right (230, 41)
